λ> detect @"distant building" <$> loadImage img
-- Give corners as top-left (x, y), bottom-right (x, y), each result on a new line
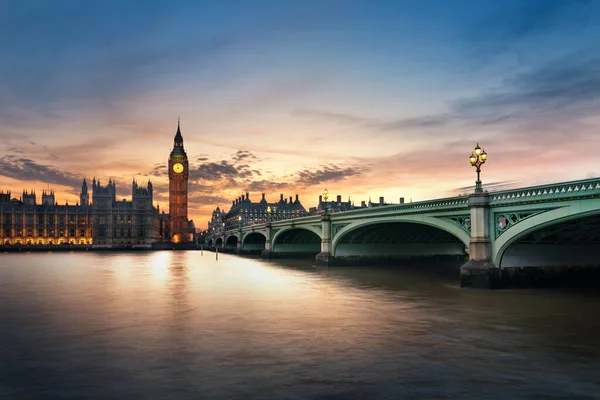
top-left (205, 192), bottom-right (308, 244)
top-left (207, 206), bottom-right (226, 238)
top-left (223, 192), bottom-right (307, 231)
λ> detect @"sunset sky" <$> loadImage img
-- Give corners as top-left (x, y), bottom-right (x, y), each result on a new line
top-left (1, 0), bottom-right (599, 228)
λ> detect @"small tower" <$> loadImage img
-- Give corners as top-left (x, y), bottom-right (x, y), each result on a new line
top-left (42, 190), bottom-right (55, 206)
top-left (0, 190), bottom-right (11, 203)
top-left (22, 189), bottom-right (36, 205)
top-left (92, 178), bottom-right (116, 209)
top-left (80, 178), bottom-right (89, 206)
top-left (132, 179), bottom-right (154, 210)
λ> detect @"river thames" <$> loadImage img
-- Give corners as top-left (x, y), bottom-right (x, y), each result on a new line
top-left (1, 252), bottom-right (599, 399)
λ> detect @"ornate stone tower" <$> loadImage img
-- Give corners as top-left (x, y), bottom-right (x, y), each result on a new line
top-left (168, 119), bottom-right (189, 243)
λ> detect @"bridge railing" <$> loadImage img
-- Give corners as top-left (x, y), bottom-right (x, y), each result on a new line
top-left (329, 195), bottom-right (469, 218)
top-left (234, 196), bottom-right (470, 234)
top-left (489, 177), bottom-right (600, 204)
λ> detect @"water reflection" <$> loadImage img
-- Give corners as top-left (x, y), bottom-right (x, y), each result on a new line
top-left (0, 252), bottom-right (599, 399)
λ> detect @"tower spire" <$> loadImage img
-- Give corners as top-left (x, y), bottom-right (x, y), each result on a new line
top-left (173, 117), bottom-right (184, 148)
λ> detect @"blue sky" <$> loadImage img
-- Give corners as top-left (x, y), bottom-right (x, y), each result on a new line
top-left (1, 0), bottom-right (599, 226)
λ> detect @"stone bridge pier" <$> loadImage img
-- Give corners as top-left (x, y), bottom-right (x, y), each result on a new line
top-left (315, 214), bottom-right (333, 265)
top-left (460, 192), bottom-right (499, 288)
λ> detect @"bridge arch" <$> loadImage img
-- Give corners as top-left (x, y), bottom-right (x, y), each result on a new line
top-left (214, 237), bottom-right (223, 248)
top-left (242, 232), bottom-right (267, 251)
top-left (207, 239), bottom-right (213, 247)
top-left (331, 215), bottom-right (470, 258)
top-left (493, 202), bottom-right (600, 266)
top-left (225, 235), bottom-right (238, 249)
top-left (271, 225), bottom-right (322, 244)
top-left (272, 227), bottom-right (321, 255)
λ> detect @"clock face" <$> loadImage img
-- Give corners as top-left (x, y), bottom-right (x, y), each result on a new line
top-left (173, 163), bottom-right (184, 173)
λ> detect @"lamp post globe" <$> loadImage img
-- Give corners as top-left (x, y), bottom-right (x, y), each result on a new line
top-left (469, 143), bottom-right (488, 193)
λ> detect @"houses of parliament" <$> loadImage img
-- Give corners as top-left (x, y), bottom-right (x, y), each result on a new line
top-left (0, 121), bottom-right (193, 248)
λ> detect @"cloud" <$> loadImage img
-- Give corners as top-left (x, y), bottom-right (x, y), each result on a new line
top-left (370, 114), bottom-right (453, 131)
top-left (245, 180), bottom-right (290, 192)
top-left (232, 150), bottom-right (258, 163)
top-left (450, 53), bottom-right (600, 145)
top-left (0, 155), bottom-right (83, 189)
top-left (292, 50), bottom-right (600, 149)
top-left (292, 108), bottom-right (452, 133)
top-left (296, 165), bottom-right (366, 187)
top-left (149, 164), bottom-right (167, 177)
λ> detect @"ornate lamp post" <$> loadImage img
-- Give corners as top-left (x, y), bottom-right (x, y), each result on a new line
top-left (267, 206), bottom-right (272, 223)
top-left (322, 188), bottom-right (329, 214)
top-left (469, 143), bottom-right (488, 193)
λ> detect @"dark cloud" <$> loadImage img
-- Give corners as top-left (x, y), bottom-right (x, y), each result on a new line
top-left (191, 151), bottom-right (263, 182)
top-left (193, 161), bottom-right (244, 182)
top-left (0, 155), bottom-right (82, 189)
top-left (245, 180), bottom-right (290, 192)
top-left (148, 164), bottom-right (167, 177)
top-left (232, 150), bottom-right (258, 163)
top-left (295, 165), bottom-right (365, 187)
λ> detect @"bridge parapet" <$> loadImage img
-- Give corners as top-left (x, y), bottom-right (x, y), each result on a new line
top-left (329, 196), bottom-right (469, 218)
top-left (490, 177), bottom-right (600, 205)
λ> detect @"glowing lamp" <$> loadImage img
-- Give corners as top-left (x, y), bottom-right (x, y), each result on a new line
top-left (469, 155), bottom-right (477, 165)
top-left (474, 144), bottom-right (482, 155)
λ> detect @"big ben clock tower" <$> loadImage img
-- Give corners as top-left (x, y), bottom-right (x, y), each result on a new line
top-left (168, 119), bottom-right (189, 243)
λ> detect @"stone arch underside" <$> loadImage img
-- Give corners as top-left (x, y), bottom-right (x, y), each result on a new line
top-left (225, 235), bottom-right (238, 248)
top-left (497, 213), bottom-right (600, 268)
top-left (243, 232), bottom-right (266, 251)
top-left (333, 221), bottom-right (467, 261)
top-left (207, 239), bottom-right (213, 247)
top-left (214, 237), bottom-right (223, 247)
top-left (272, 228), bottom-right (321, 255)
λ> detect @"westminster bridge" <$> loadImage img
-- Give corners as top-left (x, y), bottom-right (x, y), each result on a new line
top-left (205, 177), bottom-right (600, 288)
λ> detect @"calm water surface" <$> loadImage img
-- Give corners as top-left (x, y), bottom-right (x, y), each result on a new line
top-left (1, 252), bottom-right (599, 399)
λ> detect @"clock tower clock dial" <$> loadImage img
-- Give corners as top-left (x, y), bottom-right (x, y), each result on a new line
top-left (173, 163), bottom-right (184, 174)
top-left (168, 119), bottom-right (189, 243)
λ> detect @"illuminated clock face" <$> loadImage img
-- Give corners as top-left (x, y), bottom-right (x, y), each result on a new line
top-left (173, 163), bottom-right (184, 173)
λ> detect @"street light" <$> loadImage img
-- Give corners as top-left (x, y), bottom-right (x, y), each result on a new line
top-left (323, 188), bottom-right (329, 214)
top-left (266, 206), bottom-right (271, 223)
top-left (238, 215), bottom-right (242, 229)
top-left (469, 143), bottom-right (488, 193)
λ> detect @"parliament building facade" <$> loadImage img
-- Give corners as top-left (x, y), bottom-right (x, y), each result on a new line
top-left (0, 121), bottom-right (193, 248)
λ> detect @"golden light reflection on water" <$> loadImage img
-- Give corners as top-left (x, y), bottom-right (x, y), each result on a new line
top-left (149, 251), bottom-right (171, 280)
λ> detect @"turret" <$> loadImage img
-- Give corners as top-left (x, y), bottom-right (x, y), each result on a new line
top-left (22, 189), bottom-right (36, 205)
top-left (80, 178), bottom-right (89, 206)
top-left (42, 189), bottom-right (55, 206)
